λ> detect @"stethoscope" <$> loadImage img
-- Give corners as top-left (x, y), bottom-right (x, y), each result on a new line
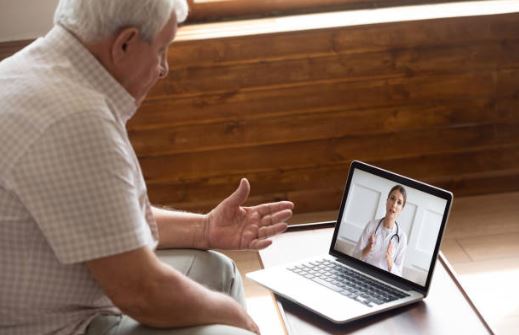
top-left (374, 217), bottom-right (400, 259)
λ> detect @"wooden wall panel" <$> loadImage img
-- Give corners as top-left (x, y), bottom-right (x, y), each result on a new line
top-left (129, 99), bottom-right (502, 156)
top-left (132, 72), bottom-right (495, 129)
top-left (147, 144), bottom-right (519, 212)
top-left (147, 42), bottom-right (512, 97)
top-left (169, 14), bottom-right (519, 67)
top-left (138, 121), bottom-right (519, 183)
top-left (2, 7), bottom-right (519, 215)
top-left (130, 11), bottom-right (519, 214)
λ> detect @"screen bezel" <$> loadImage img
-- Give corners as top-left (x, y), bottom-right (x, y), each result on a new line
top-left (328, 160), bottom-right (453, 295)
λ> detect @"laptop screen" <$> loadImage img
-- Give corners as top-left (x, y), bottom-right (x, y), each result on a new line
top-left (331, 161), bottom-right (452, 289)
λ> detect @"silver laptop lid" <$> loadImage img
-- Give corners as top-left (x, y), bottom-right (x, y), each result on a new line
top-left (329, 160), bottom-right (453, 295)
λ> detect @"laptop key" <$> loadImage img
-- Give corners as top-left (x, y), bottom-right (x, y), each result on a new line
top-left (355, 295), bottom-right (371, 306)
top-left (345, 292), bottom-right (358, 299)
top-left (312, 277), bottom-right (343, 293)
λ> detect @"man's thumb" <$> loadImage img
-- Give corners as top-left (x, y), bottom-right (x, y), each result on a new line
top-left (225, 178), bottom-right (250, 207)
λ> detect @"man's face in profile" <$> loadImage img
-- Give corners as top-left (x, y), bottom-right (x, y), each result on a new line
top-left (120, 13), bottom-right (178, 106)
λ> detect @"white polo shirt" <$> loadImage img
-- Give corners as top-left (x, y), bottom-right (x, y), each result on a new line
top-left (0, 25), bottom-right (158, 335)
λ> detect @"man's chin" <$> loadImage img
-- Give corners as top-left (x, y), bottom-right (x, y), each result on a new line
top-left (135, 86), bottom-right (155, 107)
top-left (135, 94), bottom-right (147, 107)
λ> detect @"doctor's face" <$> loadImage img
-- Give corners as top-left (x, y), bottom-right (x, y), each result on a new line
top-left (386, 190), bottom-right (405, 220)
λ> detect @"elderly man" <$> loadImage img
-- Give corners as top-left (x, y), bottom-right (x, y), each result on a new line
top-left (0, 1), bottom-right (294, 334)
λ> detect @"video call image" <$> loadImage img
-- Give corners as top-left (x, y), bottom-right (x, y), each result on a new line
top-left (333, 169), bottom-right (448, 286)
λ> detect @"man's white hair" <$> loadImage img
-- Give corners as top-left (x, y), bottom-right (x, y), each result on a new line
top-left (54, 0), bottom-right (188, 42)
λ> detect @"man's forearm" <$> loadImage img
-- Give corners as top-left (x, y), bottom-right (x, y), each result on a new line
top-left (152, 207), bottom-right (209, 249)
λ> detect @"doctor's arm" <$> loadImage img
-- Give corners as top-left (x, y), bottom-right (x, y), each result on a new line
top-left (388, 241), bottom-right (407, 275)
top-left (353, 223), bottom-right (373, 260)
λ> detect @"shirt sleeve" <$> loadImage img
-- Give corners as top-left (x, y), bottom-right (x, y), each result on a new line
top-left (10, 111), bottom-right (154, 264)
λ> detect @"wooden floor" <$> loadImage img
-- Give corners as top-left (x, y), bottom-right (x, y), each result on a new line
top-left (221, 191), bottom-right (519, 335)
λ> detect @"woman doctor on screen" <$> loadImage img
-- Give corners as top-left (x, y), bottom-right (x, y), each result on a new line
top-left (353, 185), bottom-right (408, 275)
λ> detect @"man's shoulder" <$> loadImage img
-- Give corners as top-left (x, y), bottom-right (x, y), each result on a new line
top-left (1, 47), bottom-right (107, 112)
top-left (0, 27), bottom-right (132, 129)
top-left (0, 51), bottom-right (114, 129)
top-left (0, 69), bottom-right (115, 147)
top-left (0, 33), bottom-right (125, 179)
top-left (0, 60), bottom-right (118, 180)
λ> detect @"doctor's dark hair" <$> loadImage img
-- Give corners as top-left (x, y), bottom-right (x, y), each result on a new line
top-left (388, 185), bottom-right (407, 207)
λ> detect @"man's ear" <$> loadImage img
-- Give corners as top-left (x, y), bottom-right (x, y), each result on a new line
top-left (111, 27), bottom-right (140, 64)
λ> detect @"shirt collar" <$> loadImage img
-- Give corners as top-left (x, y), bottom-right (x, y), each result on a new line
top-left (44, 25), bottom-right (138, 124)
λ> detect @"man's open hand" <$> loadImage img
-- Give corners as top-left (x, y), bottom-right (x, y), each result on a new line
top-left (204, 178), bottom-right (294, 250)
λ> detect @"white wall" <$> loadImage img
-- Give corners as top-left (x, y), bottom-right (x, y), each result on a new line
top-left (0, 0), bottom-right (59, 42)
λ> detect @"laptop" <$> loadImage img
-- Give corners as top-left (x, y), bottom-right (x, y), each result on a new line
top-left (247, 160), bottom-right (453, 324)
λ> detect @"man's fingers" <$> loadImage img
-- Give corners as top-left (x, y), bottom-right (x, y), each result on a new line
top-left (251, 201), bottom-right (294, 216)
top-left (260, 209), bottom-right (293, 227)
top-left (249, 239), bottom-right (272, 250)
top-left (257, 222), bottom-right (288, 239)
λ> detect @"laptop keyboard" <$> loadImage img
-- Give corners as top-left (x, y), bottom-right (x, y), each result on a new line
top-left (288, 259), bottom-right (410, 307)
